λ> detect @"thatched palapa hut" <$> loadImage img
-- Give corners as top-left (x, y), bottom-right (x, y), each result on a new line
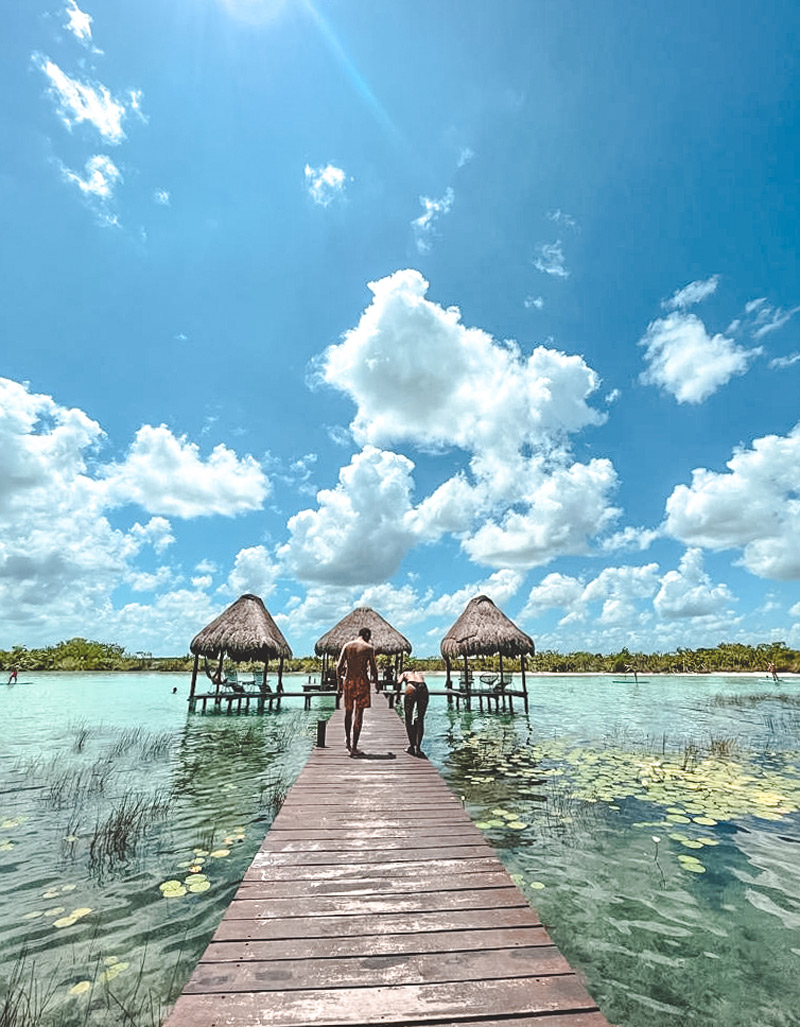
top-left (188, 593), bottom-right (292, 707)
top-left (315, 606), bottom-right (412, 684)
top-left (441, 594), bottom-right (535, 712)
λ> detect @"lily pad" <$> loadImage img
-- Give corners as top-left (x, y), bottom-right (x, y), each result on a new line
top-left (209, 849), bottom-right (230, 858)
top-left (99, 961), bottom-right (129, 983)
top-left (68, 981), bottom-right (92, 996)
top-left (159, 880), bottom-right (187, 898)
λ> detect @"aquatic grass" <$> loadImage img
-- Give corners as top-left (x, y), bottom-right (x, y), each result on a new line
top-left (88, 790), bottom-right (173, 878)
top-left (71, 722), bottom-right (92, 754)
top-left (0, 951), bottom-right (59, 1027)
top-left (138, 732), bottom-right (174, 761)
top-left (710, 692), bottom-right (800, 707)
top-left (108, 729), bottom-right (144, 759)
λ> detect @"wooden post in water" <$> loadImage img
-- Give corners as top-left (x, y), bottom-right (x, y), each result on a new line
top-left (259, 658), bottom-right (269, 713)
top-left (521, 654), bottom-right (529, 713)
top-left (214, 652), bottom-right (224, 708)
top-left (463, 654), bottom-right (471, 711)
top-left (188, 654), bottom-right (199, 711)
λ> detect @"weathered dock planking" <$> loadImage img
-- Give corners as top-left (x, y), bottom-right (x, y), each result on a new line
top-left (163, 700), bottom-right (611, 1027)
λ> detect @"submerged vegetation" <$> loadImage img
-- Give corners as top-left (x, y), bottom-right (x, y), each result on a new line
top-left (0, 707), bottom-right (317, 1027)
top-left (2, 638), bottom-right (800, 675)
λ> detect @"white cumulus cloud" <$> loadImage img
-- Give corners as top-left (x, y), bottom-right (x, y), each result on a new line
top-left (226, 545), bottom-right (279, 597)
top-left (319, 269), bottom-right (604, 459)
top-left (664, 425), bottom-right (800, 579)
top-left (653, 549), bottom-right (733, 618)
top-left (100, 425), bottom-right (270, 518)
top-left (304, 163), bottom-right (347, 207)
top-left (639, 311), bottom-right (761, 404)
top-left (279, 446), bottom-right (417, 585)
top-left (310, 269), bottom-right (616, 574)
top-left (464, 458), bottom-right (620, 569)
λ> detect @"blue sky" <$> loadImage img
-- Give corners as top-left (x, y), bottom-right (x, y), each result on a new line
top-left (3, 0), bottom-right (800, 658)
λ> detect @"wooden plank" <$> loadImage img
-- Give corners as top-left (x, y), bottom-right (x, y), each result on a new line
top-left (166, 975), bottom-right (599, 1026)
top-left (200, 925), bottom-right (555, 962)
top-left (243, 856), bottom-right (500, 882)
top-left (224, 886), bottom-right (528, 921)
top-left (184, 945), bottom-right (573, 993)
top-left (212, 905), bottom-right (543, 942)
top-left (250, 845), bottom-right (493, 865)
top-left (237, 870), bottom-right (514, 898)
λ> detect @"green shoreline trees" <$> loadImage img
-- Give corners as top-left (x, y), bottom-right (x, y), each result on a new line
top-left (0, 638), bottom-right (798, 675)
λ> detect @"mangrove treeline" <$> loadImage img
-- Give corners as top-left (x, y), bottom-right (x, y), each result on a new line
top-left (0, 638), bottom-right (798, 675)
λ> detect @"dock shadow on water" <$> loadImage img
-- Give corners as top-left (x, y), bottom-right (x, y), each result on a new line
top-left (0, 676), bottom-right (331, 1027)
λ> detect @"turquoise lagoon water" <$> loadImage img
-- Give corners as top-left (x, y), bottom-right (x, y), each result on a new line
top-left (1, 672), bottom-right (800, 1026)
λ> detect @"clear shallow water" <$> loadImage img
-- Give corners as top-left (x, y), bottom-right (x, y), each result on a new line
top-left (1, 672), bottom-right (800, 1026)
top-left (424, 673), bottom-right (800, 1027)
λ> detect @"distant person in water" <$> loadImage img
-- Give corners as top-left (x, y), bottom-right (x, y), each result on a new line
top-left (336, 627), bottom-right (378, 756)
top-left (768, 661), bottom-right (779, 682)
top-left (7, 668), bottom-right (18, 684)
top-left (398, 665), bottom-right (429, 757)
top-left (625, 664), bottom-right (639, 684)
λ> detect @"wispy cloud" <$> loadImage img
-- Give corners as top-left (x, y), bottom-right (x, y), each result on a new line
top-left (533, 240), bottom-right (569, 278)
top-left (745, 297), bottom-right (800, 339)
top-left (63, 0), bottom-right (93, 45)
top-left (662, 275), bottom-right (719, 311)
top-left (457, 147), bottom-right (474, 168)
top-left (412, 188), bottom-right (454, 253)
top-left (769, 351), bottom-right (800, 369)
top-left (59, 154), bottom-right (121, 225)
top-left (32, 53), bottom-right (131, 143)
top-left (154, 189), bottom-right (170, 206)
top-left (524, 295), bottom-right (544, 310)
top-left (304, 163), bottom-right (347, 207)
top-left (546, 208), bottom-right (577, 229)
top-left (60, 153), bottom-right (121, 199)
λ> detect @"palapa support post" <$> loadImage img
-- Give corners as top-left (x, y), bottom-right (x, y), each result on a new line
top-left (188, 654), bottom-right (199, 711)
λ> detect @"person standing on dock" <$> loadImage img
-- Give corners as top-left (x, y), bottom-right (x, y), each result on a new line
top-left (398, 665), bottom-right (429, 757)
top-left (336, 627), bottom-right (378, 757)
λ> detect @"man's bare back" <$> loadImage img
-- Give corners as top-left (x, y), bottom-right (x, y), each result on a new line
top-left (337, 636), bottom-right (378, 684)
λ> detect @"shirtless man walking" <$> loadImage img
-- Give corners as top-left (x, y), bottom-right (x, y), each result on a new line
top-left (336, 627), bottom-right (378, 756)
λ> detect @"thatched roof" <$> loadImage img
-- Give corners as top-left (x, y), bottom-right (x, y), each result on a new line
top-left (315, 607), bottom-right (412, 657)
top-left (440, 595), bottom-right (535, 659)
top-left (190, 594), bottom-right (292, 662)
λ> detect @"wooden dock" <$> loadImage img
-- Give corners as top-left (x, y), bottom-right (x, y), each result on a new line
top-left (163, 700), bottom-right (610, 1027)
